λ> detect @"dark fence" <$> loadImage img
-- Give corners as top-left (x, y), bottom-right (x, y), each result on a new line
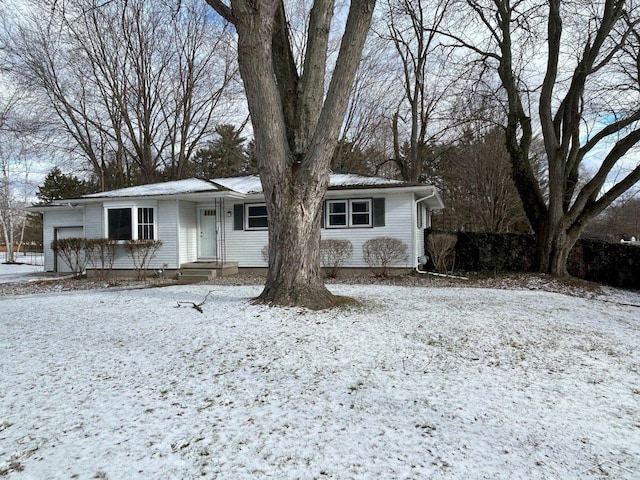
top-left (425, 230), bottom-right (640, 289)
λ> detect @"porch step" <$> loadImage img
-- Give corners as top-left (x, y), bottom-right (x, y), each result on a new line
top-left (178, 262), bottom-right (239, 284)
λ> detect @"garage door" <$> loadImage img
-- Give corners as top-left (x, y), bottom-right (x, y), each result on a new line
top-left (54, 226), bottom-right (84, 273)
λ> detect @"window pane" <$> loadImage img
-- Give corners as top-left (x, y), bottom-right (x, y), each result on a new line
top-left (248, 217), bottom-right (269, 228)
top-left (352, 214), bottom-right (370, 225)
top-left (138, 224), bottom-right (155, 240)
top-left (329, 202), bottom-right (346, 214)
top-left (137, 207), bottom-right (155, 240)
top-left (248, 205), bottom-right (267, 217)
top-left (108, 208), bottom-right (132, 240)
top-left (351, 201), bottom-right (370, 213)
top-left (329, 214), bottom-right (347, 226)
top-left (350, 200), bottom-right (371, 226)
top-left (246, 204), bottom-right (268, 229)
top-left (327, 201), bottom-right (348, 227)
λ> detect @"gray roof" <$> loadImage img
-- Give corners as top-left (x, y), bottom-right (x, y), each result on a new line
top-left (27, 174), bottom-right (442, 210)
top-left (79, 174), bottom-right (409, 199)
top-left (81, 178), bottom-right (220, 198)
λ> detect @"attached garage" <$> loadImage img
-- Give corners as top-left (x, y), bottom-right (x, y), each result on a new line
top-left (53, 226), bottom-right (84, 272)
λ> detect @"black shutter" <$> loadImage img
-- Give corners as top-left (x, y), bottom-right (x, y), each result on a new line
top-left (373, 198), bottom-right (385, 227)
top-left (320, 200), bottom-right (325, 228)
top-left (233, 204), bottom-right (244, 230)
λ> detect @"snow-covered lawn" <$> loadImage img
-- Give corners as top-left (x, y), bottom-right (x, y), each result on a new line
top-left (0, 253), bottom-right (44, 284)
top-left (1, 283), bottom-right (639, 479)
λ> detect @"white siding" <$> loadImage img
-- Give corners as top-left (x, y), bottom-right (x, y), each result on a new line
top-left (322, 192), bottom-right (414, 268)
top-left (224, 208), bottom-right (268, 267)
top-left (154, 200), bottom-right (179, 269)
top-left (224, 191), bottom-right (416, 268)
top-left (43, 208), bottom-right (85, 272)
top-left (42, 189), bottom-right (424, 271)
top-left (178, 201), bottom-right (197, 265)
top-left (84, 204), bottom-right (103, 239)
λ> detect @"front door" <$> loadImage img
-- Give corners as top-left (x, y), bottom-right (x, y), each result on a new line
top-left (198, 208), bottom-right (217, 259)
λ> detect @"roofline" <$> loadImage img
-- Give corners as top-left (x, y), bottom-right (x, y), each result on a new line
top-left (68, 190), bottom-right (245, 203)
top-left (27, 178), bottom-right (442, 207)
top-left (25, 203), bottom-right (81, 213)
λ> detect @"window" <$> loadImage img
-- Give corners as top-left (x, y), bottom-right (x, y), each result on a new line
top-left (108, 208), bottom-right (132, 240)
top-left (137, 207), bottom-right (154, 240)
top-left (106, 206), bottom-right (156, 240)
top-left (246, 203), bottom-right (268, 230)
top-left (327, 200), bottom-right (347, 227)
top-left (351, 199), bottom-right (371, 227)
top-left (326, 199), bottom-right (372, 228)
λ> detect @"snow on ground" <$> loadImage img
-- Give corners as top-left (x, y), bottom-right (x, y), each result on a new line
top-left (0, 254), bottom-right (44, 284)
top-left (0, 283), bottom-right (639, 479)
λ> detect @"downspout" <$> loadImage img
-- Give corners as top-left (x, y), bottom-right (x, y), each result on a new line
top-left (414, 192), bottom-right (436, 271)
top-left (414, 192), bottom-right (469, 280)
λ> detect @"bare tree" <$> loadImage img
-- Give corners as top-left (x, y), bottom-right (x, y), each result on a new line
top-left (379, 0), bottom-right (455, 182)
top-left (206, 0), bottom-right (376, 308)
top-left (445, 0), bottom-right (640, 275)
top-left (6, 0), bottom-right (237, 188)
top-left (337, 37), bottom-right (397, 169)
top-left (589, 193), bottom-right (640, 239)
top-left (438, 128), bottom-right (528, 232)
top-left (0, 90), bottom-right (37, 264)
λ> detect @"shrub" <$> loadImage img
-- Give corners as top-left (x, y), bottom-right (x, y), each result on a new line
top-left (123, 240), bottom-right (163, 280)
top-left (427, 233), bottom-right (457, 273)
top-left (320, 239), bottom-right (353, 278)
top-left (362, 237), bottom-right (408, 277)
top-left (50, 237), bottom-right (88, 277)
top-left (85, 238), bottom-right (118, 279)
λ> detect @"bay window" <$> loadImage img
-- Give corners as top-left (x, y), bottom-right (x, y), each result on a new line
top-left (106, 205), bottom-right (156, 240)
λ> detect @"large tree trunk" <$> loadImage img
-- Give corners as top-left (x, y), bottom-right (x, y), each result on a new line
top-left (533, 218), bottom-right (566, 276)
top-left (217, 0), bottom-right (375, 309)
top-left (257, 172), bottom-right (342, 309)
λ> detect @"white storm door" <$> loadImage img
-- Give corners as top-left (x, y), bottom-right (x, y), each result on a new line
top-left (198, 208), bottom-right (217, 259)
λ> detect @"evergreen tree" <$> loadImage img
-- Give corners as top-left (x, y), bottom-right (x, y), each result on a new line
top-left (37, 167), bottom-right (96, 203)
top-left (191, 124), bottom-right (247, 178)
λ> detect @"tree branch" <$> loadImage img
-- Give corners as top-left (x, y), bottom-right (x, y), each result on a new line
top-left (205, 0), bottom-right (234, 23)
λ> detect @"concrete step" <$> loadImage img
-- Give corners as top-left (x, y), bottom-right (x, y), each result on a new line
top-left (178, 272), bottom-right (216, 284)
top-left (178, 262), bottom-right (239, 282)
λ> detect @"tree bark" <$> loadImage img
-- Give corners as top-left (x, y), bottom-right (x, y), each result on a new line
top-left (475, 0), bottom-right (640, 277)
top-left (209, 0), bottom-right (375, 308)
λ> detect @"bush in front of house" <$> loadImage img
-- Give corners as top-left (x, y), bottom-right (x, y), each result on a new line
top-left (85, 238), bottom-right (119, 279)
top-left (123, 240), bottom-right (163, 280)
top-left (362, 237), bottom-right (408, 277)
top-left (50, 237), bottom-right (88, 277)
top-left (426, 233), bottom-right (457, 273)
top-left (320, 239), bottom-right (353, 278)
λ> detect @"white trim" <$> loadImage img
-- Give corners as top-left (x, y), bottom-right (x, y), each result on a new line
top-left (245, 203), bottom-right (268, 231)
top-left (102, 200), bottom-right (157, 208)
top-left (326, 199), bottom-right (348, 228)
top-left (325, 198), bottom-right (372, 228)
top-left (175, 199), bottom-right (181, 268)
top-left (104, 204), bottom-right (158, 241)
top-left (350, 198), bottom-right (372, 227)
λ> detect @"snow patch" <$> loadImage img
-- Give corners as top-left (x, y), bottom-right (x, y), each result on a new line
top-left (1, 284), bottom-right (639, 478)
